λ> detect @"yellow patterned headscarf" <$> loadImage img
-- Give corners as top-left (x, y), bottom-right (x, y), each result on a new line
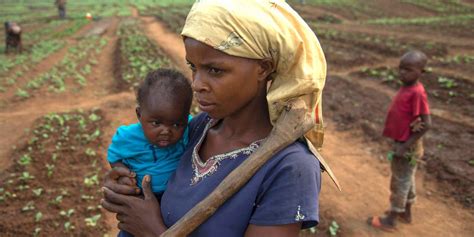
top-left (181, 0), bottom-right (326, 148)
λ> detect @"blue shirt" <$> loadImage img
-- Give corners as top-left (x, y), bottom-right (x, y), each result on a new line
top-left (161, 113), bottom-right (321, 236)
top-left (107, 120), bottom-right (190, 194)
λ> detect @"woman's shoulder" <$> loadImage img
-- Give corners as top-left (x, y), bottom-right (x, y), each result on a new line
top-left (275, 140), bottom-right (320, 166)
top-left (259, 140), bottom-right (321, 178)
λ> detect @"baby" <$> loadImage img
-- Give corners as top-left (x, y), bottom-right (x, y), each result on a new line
top-left (107, 68), bottom-right (193, 197)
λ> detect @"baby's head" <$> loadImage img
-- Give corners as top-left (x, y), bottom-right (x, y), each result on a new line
top-left (399, 50), bottom-right (427, 86)
top-left (136, 69), bottom-right (193, 148)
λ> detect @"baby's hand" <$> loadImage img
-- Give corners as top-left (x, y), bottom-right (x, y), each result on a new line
top-left (118, 176), bottom-right (137, 186)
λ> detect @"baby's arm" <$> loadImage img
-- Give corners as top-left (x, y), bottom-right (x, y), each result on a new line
top-left (110, 162), bottom-right (137, 186)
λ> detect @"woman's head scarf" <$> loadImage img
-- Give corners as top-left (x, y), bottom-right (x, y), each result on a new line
top-left (182, 0), bottom-right (326, 148)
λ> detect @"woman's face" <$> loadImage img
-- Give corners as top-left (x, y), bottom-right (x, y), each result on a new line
top-left (184, 38), bottom-right (268, 119)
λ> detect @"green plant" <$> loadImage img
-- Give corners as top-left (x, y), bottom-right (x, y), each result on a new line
top-left (60, 208), bottom-right (75, 218)
top-left (51, 153), bottom-right (59, 162)
top-left (328, 220), bottom-right (340, 236)
top-left (49, 195), bottom-right (63, 206)
top-left (17, 185), bottom-right (30, 191)
top-left (85, 148), bottom-right (96, 157)
top-left (32, 188), bottom-right (43, 197)
top-left (84, 174), bottom-right (99, 187)
top-left (21, 201), bottom-right (36, 212)
top-left (33, 227), bottom-right (41, 237)
top-left (19, 172), bottom-right (35, 182)
top-left (85, 214), bottom-right (101, 227)
top-left (88, 113), bottom-right (101, 122)
top-left (81, 194), bottom-right (95, 200)
top-left (15, 88), bottom-right (30, 98)
top-left (46, 163), bottom-right (55, 178)
top-left (438, 76), bottom-right (457, 89)
top-left (35, 211), bottom-right (43, 222)
top-left (18, 153), bottom-right (32, 166)
top-left (64, 221), bottom-right (75, 232)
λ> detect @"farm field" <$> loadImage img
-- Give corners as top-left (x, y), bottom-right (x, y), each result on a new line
top-left (0, 0), bottom-right (473, 236)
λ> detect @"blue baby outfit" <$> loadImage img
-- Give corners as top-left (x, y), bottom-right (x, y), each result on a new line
top-left (107, 116), bottom-right (190, 194)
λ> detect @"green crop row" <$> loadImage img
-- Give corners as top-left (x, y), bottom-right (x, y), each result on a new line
top-left (0, 39), bottom-right (64, 79)
top-left (0, 110), bottom-right (108, 236)
top-left (401, 0), bottom-right (474, 14)
top-left (312, 27), bottom-right (447, 58)
top-left (117, 19), bottom-right (171, 89)
top-left (15, 36), bottom-right (106, 99)
top-left (0, 19), bottom-right (91, 90)
top-left (367, 14), bottom-right (474, 26)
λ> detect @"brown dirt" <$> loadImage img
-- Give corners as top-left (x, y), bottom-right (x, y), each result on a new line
top-left (0, 110), bottom-right (109, 236)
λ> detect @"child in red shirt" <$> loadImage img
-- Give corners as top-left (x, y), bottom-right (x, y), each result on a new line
top-left (368, 50), bottom-right (432, 231)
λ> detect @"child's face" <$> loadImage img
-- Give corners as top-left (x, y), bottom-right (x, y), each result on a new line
top-left (137, 100), bottom-right (188, 148)
top-left (399, 59), bottom-right (423, 86)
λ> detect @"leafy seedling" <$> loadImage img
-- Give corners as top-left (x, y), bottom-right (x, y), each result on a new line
top-left (32, 188), bottom-right (43, 197)
top-left (60, 208), bottom-right (75, 218)
top-left (328, 220), bottom-right (340, 236)
top-left (18, 154), bottom-right (32, 166)
top-left (35, 211), bottom-right (43, 222)
top-left (84, 174), bottom-right (99, 187)
top-left (49, 195), bottom-right (63, 206)
top-left (64, 221), bottom-right (75, 232)
top-left (85, 214), bottom-right (101, 227)
top-left (19, 172), bottom-right (35, 182)
top-left (45, 163), bottom-right (55, 178)
top-left (33, 227), bottom-right (41, 237)
top-left (22, 201), bottom-right (36, 212)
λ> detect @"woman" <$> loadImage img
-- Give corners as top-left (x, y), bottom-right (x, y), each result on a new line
top-left (101, 0), bottom-right (328, 236)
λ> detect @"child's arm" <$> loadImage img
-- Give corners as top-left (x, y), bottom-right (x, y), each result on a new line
top-left (110, 162), bottom-right (137, 186)
top-left (395, 114), bottom-right (431, 157)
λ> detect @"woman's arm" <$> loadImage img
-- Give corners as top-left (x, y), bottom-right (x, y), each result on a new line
top-left (102, 174), bottom-right (168, 236)
top-left (245, 223), bottom-right (302, 237)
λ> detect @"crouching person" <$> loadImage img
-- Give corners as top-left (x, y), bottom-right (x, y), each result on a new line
top-left (4, 21), bottom-right (22, 54)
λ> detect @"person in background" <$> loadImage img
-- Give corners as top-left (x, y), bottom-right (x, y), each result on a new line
top-left (4, 21), bottom-right (22, 54)
top-left (368, 50), bottom-right (432, 232)
top-left (55, 0), bottom-right (67, 19)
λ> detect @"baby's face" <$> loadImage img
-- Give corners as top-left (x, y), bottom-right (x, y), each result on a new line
top-left (138, 101), bottom-right (188, 148)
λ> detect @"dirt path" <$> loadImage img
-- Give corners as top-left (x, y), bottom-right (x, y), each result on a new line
top-left (319, 124), bottom-right (474, 236)
top-left (139, 17), bottom-right (474, 236)
top-left (140, 16), bottom-right (191, 79)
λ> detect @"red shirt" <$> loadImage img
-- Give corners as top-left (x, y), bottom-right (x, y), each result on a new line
top-left (383, 82), bottom-right (430, 142)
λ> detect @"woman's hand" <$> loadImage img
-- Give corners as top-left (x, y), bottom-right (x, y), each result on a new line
top-left (101, 175), bottom-right (166, 236)
top-left (103, 166), bottom-right (140, 196)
